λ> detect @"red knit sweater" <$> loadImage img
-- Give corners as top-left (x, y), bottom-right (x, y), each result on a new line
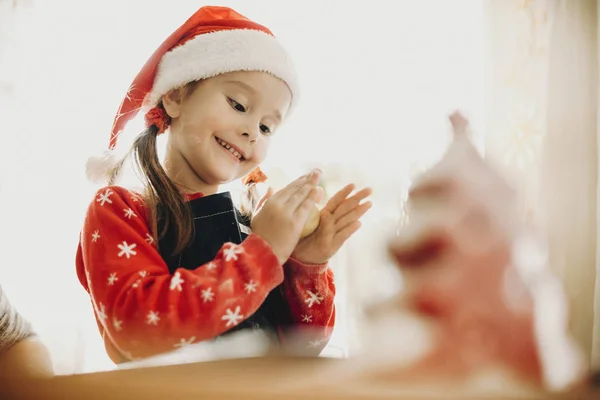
top-left (75, 186), bottom-right (335, 363)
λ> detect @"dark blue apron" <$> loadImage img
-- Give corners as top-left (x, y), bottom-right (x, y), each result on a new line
top-left (157, 192), bottom-right (291, 341)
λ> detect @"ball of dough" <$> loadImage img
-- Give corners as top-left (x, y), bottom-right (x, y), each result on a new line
top-left (300, 204), bottom-right (321, 238)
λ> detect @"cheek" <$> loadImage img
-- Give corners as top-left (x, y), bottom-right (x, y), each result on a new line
top-left (200, 112), bottom-right (228, 133)
top-left (178, 115), bottom-right (221, 149)
top-left (180, 100), bottom-right (226, 134)
top-left (252, 139), bottom-right (271, 163)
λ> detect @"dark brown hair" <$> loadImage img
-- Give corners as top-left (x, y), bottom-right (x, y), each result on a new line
top-left (107, 123), bottom-right (193, 255)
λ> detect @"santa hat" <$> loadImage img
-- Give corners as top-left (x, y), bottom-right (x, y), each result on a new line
top-left (87, 5), bottom-right (298, 182)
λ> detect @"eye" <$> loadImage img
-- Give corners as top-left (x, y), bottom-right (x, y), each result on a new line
top-left (227, 97), bottom-right (246, 112)
top-left (260, 124), bottom-right (272, 135)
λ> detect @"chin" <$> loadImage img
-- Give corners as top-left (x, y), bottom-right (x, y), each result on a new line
top-left (211, 171), bottom-right (243, 185)
top-left (217, 166), bottom-right (252, 183)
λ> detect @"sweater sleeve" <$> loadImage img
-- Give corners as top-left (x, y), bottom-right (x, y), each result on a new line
top-left (76, 186), bottom-right (284, 360)
top-left (278, 258), bottom-right (336, 355)
top-left (0, 285), bottom-right (35, 354)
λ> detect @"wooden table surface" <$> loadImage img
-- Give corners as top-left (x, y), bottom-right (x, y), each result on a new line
top-left (3, 357), bottom-right (599, 399)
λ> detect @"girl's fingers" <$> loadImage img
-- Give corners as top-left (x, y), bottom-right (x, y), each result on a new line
top-left (323, 184), bottom-right (355, 213)
top-left (332, 187), bottom-right (372, 220)
top-left (276, 170), bottom-right (320, 204)
top-left (333, 221), bottom-right (362, 249)
top-left (286, 181), bottom-right (318, 212)
top-left (255, 187), bottom-right (274, 212)
top-left (274, 176), bottom-right (307, 203)
top-left (314, 186), bottom-right (325, 205)
top-left (335, 201), bottom-right (372, 232)
top-left (293, 187), bottom-right (319, 221)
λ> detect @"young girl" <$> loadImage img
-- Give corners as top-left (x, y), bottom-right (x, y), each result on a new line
top-left (76, 5), bottom-right (372, 364)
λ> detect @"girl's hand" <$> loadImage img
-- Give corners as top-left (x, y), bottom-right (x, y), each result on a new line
top-left (251, 170), bottom-right (321, 265)
top-left (292, 184), bottom-right (372, 265)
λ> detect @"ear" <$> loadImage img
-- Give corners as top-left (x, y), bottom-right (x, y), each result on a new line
top-left (161, 87), bottom-right (185, 119)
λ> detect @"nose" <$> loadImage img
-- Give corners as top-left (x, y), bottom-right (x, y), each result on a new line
top-left (240, 124), bottom-right (260, 143)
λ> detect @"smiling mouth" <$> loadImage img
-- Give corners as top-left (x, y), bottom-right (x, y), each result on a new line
top-left (215, 137), bottom-right (245, 161)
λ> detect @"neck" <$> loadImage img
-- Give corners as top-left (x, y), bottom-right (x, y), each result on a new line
top-left (173, 175), bottom-right (219, 196)
top-left (164, 158), bottom-right (219, 197)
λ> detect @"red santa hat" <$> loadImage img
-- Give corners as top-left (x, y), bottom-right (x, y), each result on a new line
top-left (87, 5), bottom-right (298, 182)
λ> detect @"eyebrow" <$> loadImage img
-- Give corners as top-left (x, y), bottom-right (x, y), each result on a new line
top-left (225, 80), bottom-right (283, 122)
top-left (226, 80), bottom-right (256, 93)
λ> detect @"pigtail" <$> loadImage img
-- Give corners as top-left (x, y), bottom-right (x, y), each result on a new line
top-left (103, 94), bottom-right (197, 256)
top-left (129, 124), bottom-right (193, 255)
top-left (105, 103), bottom-right (193, 255)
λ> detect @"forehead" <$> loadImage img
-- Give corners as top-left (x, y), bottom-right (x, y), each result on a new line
top-left (211, 71), bottom-right (289, 92)
top-left (213, 70), bottom-right (273, 81)
top-left (196, 71), bottom-right (292, 114)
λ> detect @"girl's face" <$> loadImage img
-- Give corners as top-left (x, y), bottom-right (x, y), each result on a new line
top-left (162, 71), bottom-right (292, 194)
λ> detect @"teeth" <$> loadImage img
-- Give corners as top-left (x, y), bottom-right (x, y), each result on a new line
top-left (217, 138), bottom-right (243, 159)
